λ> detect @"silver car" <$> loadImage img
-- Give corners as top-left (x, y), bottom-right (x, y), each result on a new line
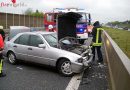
top-left (3, 31), bottom-right (93, 76)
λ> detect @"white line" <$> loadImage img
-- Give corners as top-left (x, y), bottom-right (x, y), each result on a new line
top-left (66, 72), bottom-right (84, 90)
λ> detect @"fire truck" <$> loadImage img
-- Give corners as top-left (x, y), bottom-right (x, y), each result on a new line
top-left (43, 8), bottom-right (92, 43)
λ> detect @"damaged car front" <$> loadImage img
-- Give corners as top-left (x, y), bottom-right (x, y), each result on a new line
top-left (43, 33), bottom-right (93, 76)
top-left (56, 12), bottom-right (93, 76)
top-left (58, 36), bottom-right (93, 72)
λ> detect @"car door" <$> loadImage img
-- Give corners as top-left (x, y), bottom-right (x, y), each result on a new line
top-left (26, 35), bottom-right (50, 65)
top-left (13, 34), bottom-right (30, 60)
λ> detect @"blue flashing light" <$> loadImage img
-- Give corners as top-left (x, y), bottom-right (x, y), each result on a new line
top-left (80, 28), bottom-right (83, 32)
top-left (77, 28), bottom-right (84, 33)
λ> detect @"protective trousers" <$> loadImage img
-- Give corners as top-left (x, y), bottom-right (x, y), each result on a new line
top-left (92, 46), bottom-right (103, 61)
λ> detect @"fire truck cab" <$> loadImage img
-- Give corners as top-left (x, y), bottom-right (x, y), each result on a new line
top-left (44, 8), bottom-right (92, 43)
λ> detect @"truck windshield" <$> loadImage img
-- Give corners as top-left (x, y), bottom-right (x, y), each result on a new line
top-left (78, 13), bottom-right (87, 23)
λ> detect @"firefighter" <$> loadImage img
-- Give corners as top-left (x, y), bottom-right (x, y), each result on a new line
top-left (0, 26), bottom-right (6, 77)
top-left (48, 25), bottom-right (54, 32)
top-left (91, 21), bottom-right (103, 63)
top-left (0, 26), bottom-right (5, 40)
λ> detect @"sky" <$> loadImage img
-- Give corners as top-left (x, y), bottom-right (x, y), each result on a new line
top-left (0, 0), bottom-right (130, 23)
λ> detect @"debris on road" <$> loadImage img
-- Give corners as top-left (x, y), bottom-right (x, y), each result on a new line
top-left (16, 66), bottom-right (23, 70)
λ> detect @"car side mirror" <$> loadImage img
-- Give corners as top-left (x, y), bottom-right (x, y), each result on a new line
top-left (38, 44), bottom-right (46, 48)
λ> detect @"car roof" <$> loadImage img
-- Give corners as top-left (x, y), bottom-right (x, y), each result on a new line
top-left (20, 31), bottom-right (56, 35)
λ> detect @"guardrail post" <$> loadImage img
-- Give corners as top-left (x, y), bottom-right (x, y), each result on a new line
top-left (19, 14), bottom-right (20, 26)
top-left (13, 13), bottom-right (14, 26)
top-left (24, 14), bottom-right (25, 26)
top-left (6, 13), bottom-right (7, 29)
top-left (29, 15), bottom-right (30, 27)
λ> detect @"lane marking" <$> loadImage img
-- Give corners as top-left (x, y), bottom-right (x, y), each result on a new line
top-left (66, 72), bottom-right (84, 90)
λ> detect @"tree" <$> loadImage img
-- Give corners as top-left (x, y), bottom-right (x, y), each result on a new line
top-left (31, 10), bottom-right (43, 17)
top-left (24, 8), bottom-right (33, 15)
top-left (24, 9), bottom-right (43, 17)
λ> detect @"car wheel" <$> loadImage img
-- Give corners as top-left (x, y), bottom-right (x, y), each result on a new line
top-left (7, 52), bottom-right (17, 64)
top-left (57, 59), bottom-right (73, 76)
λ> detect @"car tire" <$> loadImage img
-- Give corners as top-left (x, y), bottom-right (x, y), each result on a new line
top-left (7, 52), bottom-right (17, 64)
top-left (57, 59), bottom-right (73, 77)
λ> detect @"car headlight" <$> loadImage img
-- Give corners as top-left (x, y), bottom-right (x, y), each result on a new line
top-left (77, 58), bottom-right (83, 63)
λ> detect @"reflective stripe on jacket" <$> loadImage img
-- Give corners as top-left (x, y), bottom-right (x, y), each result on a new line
top-left (0, 60), bottom-right (3, 74)
top-left (92, 28), bottom-right (104, 46)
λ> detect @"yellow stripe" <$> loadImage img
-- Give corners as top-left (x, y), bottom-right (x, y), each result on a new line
top-left (93, 28), bottom-right (104, 46)
top-left (0, 60), bottom-right (3, 73)
top-left (96, 28), bottom-right (104, 43)
top-left (93, 43), bottom-right (102, 46)
top-left (96, 29), bottom-right (99, 43)
top-left (97, 28), bottom-right (104, 31)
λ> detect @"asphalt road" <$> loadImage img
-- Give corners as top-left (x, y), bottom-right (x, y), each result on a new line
top-left (79, 62), bottom-right (109, 90)
top-left (0, 58), bottom-right (71, 90)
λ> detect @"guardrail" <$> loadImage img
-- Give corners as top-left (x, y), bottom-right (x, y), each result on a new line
top-left (103, 31), bottom-right (130, 90)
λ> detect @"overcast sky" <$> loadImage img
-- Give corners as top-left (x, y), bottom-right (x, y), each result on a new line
top-left (0, 0), bottom-right (130, 23)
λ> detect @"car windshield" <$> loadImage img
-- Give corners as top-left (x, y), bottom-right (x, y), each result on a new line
top-left (60, 37), bottom-right (79, 45)
top-left (42, 33), bottom-right (58, 47)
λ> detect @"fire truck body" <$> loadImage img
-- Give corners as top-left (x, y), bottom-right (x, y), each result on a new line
top-left (44, 8), bottom-right (92, 42)
top-left (44, 12), bottom-right (57, 32)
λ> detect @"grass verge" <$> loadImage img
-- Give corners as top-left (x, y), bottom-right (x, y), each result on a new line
top-left (103, 27), bottom-right (130, 59)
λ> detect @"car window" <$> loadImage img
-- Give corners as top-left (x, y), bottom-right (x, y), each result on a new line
top-left (43, 34), bottom-right (57, 47)
top-left (51, 33), bottom-right (57, 38)
top-left (46, 14), bottom-right (53, 22)
top-left (14, 37), bottom-right (19, 44)
top-left (29, 35), bottom-right (43, 47)
top-left (14, 34), bottom-right (29, 45)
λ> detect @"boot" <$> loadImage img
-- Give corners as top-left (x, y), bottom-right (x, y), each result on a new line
top-left (0, 72), bottom-right (6, 77)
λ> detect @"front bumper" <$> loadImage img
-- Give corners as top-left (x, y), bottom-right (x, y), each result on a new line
top-left (83, 54), bottom-right (93, 67)
top-left (71, 62), bottom-right (83, 73)
top-left (71, 54), bottom-right (93, 73)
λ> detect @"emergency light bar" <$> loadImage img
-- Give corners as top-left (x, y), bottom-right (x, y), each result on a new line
top-left (53, 8), bottom-right (86, 13)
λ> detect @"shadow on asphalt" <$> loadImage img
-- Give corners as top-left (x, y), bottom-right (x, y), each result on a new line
top-left (4, 58), bottom-right (60, 76)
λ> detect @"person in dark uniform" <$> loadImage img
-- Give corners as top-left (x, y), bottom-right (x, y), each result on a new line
top-left (91, 21), bottom-right (103, 63)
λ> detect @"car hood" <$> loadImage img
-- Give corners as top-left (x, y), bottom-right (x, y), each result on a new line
top-left (56, 12), bottom-right (87, 55)
top-left (57, 12), bottom-right (82, 41)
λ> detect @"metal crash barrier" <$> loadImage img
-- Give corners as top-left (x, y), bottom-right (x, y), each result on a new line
top-left (103, 31), bottom-right (130, 90)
